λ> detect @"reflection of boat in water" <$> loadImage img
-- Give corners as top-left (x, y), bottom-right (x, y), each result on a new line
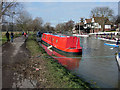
top-left (116, 53), bottom-right (120, 70)
top-left (41, 33), bottom-right (82, 55)
top-left (41, 44), bottom-right (81, 70)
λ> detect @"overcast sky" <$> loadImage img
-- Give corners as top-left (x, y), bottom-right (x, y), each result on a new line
top-left (23, 2), bottom-right (118, 27)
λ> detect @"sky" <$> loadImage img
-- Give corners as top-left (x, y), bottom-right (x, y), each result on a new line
top-left (23, 2), bottom-right (119, 27)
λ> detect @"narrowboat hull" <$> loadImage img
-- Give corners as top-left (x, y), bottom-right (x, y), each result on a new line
top-left (41, 40), bottom-right (82, 56)
top-left (41, 33), bottom-right (82, 55)
top-left (41, 43), bottom-right (81, 70)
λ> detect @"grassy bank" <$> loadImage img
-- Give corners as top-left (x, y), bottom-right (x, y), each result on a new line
top-left (26, 35), bottom-right (95, 88)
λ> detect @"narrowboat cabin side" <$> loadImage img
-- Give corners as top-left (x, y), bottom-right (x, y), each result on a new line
top-left (41, 33), bottom-right (82, 55)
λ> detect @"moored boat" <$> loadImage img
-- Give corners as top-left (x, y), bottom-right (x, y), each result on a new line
top-left (98, 37), bottom-right (117, 42)
top-left (41, 33), bottom-right (82, 55)
top-left (104, 43), bottom-right (119, 47)
top-left (73, 34), bottom-right (89, 37)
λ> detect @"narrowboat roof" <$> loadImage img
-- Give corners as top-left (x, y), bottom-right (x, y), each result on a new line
top-left (44, 33), bottom-right (70, 37)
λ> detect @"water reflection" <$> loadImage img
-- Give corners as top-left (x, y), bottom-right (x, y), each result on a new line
top-left (41, 44), bottom-right (81, 70)
top-left (75, 37), bottom-right (119, 88)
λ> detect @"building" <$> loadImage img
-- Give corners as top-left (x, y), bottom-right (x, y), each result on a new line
top-left (84, 15), bottom-right (112, 33)
top-left (72, 15), bottom-right (112, 34)
top-left (73, 18), bottom-right (86, 34)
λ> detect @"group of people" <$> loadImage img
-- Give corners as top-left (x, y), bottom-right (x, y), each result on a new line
top-left (5, 31), bottom-right (29, 43)
top-left (22, 32), bottom-right (28, 37)
top-left (6, 31), bottom-right (14, 42)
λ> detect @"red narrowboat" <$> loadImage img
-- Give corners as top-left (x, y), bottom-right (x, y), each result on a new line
top-left (41, 33), bottom-right (82, 55)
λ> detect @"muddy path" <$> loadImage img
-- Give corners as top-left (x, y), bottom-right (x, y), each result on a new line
top-left (2, 36), bottom-right (31, 88)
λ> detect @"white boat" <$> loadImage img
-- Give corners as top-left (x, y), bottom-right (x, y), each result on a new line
top-left (73, 34), bottom-right (89, 37)
top-left (89, 32), bottom-right (120, 35)
top-left (98, 37), bottom-right (117, 42)
top-left (116, 53), bottom-right (120, 70)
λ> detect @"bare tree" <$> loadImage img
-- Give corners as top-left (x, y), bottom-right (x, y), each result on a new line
top-left (32, 17), bottom-right (43, 32)
top-left (55, 23), bottom-right (66, 33)
top-left (90, 7), bottom-right (114, 19)
top-left (0, 0), bottom-right (20, 19)
top-left (115, 15), bottom-right (120, 24)
top-left (65, 20), bottom-right (74, 31)
top-left (15, 10), bottom-right (32, 32)
top-left (1, 0), bottom-right (23, 32)
top-left (43, 22), bottom-right (51, 32)
top-left (110, 15), bottom-right (118, 24)
top-left (55, 20), bottom-right (74, 34)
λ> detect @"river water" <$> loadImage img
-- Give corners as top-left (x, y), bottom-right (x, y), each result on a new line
top-left (42, 36), bottom-right (120, 88)
top-left (73, 36), bottom-right (119, 88)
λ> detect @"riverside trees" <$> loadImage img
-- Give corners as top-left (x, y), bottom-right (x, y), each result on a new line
top-left (90, 7), bottom-right (114, 19)
top-left (55, 20), bottom-right (74, 34)
top-left (1, 0), bottom-right (22, 31)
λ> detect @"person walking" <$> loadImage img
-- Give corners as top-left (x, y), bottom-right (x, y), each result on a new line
top-left (6, 31), bottom-right (10, 41)
top-left (22, 32), bottom-right (24, 35)
top-left (11, 32), bottom-right (14, 42)
top-left (24, 32), bottom-right (26, 37)
top-left (116, 33), bottom-right (119, 45)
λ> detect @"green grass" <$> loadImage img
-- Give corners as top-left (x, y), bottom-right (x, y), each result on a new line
top-left (1, 35), bottom-right (7, 44)
top-left (26, 35), bottom-right (44, 56)
top-left (26, 34), bottom-right (98, 88)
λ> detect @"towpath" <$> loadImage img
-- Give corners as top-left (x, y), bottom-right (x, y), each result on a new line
top-left (2, 36), bottom-right (55, 88)
top-left (2, 36), bottom-right (31, 88)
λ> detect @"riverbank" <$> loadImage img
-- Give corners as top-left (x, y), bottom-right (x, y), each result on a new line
top-left (26, 34), bottom-right (95, 88)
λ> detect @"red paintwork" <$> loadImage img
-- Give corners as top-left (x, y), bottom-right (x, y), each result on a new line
top-left (41, 33), bottom-right (82, 53)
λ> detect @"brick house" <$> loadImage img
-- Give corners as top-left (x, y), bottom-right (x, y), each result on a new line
top-left (84, 15), bottom-right (112, 33)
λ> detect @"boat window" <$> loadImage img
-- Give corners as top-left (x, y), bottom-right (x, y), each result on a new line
top-left (56, 39), bottom-right (58, 43)
top-left (43, 35), bottom-right (45, 38)
top-left (52, 38), bottom-right (54, 41)
top-left (49, 37), bottom-right (51, 40)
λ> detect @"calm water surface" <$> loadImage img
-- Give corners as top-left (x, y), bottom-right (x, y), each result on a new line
top-left (73, 36), bottom-right (119, 88)
top-left (42, 36), bottom-right (119, 88)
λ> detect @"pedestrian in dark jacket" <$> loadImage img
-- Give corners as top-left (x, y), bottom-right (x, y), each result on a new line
top-left (6, 31), bottom-right (10, 41)
top-left (11, 32), bottom-right (14, 42)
